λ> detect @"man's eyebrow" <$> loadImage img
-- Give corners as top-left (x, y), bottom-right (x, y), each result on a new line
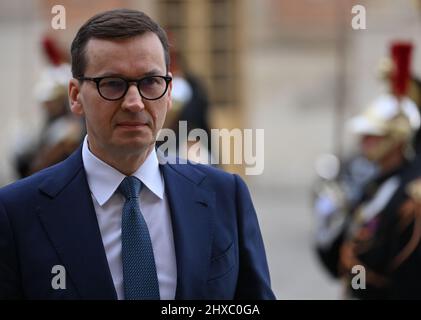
top-left (142, 69), bottom-right (164, 77)
top-left (96, 69), bottom-right (165, 78)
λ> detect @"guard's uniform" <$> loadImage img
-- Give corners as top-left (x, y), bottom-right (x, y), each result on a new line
top-left (314, 42), bottom-right (421, 299)
top-left (340, 156), bottom-right (421, 299)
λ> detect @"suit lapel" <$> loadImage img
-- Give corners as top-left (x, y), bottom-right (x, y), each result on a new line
top-left (162, 163), bottom-right (215, 299)
top-left (37, 148), bottom-right (117, 299)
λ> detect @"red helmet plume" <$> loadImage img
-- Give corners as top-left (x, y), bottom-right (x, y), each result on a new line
top-left (390, 42), bottom-right (413, 97)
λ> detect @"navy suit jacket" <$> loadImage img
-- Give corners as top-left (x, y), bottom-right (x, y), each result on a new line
top-left (0, 146), bottom-right (275, 300)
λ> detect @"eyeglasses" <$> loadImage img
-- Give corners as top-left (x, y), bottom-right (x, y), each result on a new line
top-left (78, 75), bottom-right (172, 101)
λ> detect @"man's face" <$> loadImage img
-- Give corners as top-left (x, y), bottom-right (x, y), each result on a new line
top-left (360, 134), bottom-right (400, 162)
top-left (69, 32), bottom-right (172, 159)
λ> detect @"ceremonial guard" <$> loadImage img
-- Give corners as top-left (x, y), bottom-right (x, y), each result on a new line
top-left (314, 42), bottom-right (421, 299)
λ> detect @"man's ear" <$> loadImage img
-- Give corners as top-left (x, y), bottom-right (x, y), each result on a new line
top-left (167, 72), bottom-right (173, 111)
top-left (69, 78), bottom-right (84, 116)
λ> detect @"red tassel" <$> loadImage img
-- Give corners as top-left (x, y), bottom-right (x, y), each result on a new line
top-left (390, 42), bottom-right (413, 97)
top-left (42, 36), bottom-right (62, 66)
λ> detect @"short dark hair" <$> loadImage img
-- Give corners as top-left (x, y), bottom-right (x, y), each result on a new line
top-left (70, 9), bottom-right (170, 78)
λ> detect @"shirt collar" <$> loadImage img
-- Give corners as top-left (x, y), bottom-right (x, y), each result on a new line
top-left (82, 136), bottom-right (164, 206)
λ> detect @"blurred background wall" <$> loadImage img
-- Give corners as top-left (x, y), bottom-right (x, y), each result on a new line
top-left (1, 0), bottom-right (421, 299)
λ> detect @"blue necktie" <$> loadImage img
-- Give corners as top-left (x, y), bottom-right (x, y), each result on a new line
top-left (118, 176), bottom-right (160, 300)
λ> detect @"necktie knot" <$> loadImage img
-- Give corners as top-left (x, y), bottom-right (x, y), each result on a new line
top-left (118, 176), bottom-right (142, 200)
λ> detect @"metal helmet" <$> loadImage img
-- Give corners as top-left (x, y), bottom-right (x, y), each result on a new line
top-left (347, 94), bottom-right (420, 161)
top-left (33, 64), bottom-right (71, 103)
top-left (33, 36), bottom-right (71, 104)
top-left (348, 41), bottom-right (418, 161)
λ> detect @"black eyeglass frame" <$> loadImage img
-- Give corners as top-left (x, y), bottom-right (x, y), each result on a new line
top-left (77, 75), bottom-right (173, 101)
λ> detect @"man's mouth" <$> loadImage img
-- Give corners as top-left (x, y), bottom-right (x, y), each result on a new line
top-left (116, 121), bottom-right (150, 129)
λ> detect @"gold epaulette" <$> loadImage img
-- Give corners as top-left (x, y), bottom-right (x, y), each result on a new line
top-left (391, 178), bottom-right (421, 269)
top-left (406, 178), bottom-right (421, 204)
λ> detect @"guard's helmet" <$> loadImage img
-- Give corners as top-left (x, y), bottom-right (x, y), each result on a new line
top-left (33, 64), bottom-right (71, 103)
top-left (347, 94), bottom-right (420, 161)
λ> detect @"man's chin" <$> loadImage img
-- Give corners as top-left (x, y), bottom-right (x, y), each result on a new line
top-left (113, 138), bottom-right (154, 154)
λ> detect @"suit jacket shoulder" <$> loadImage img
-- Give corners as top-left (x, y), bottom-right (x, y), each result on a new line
top-left (0, 149), bottom-right (83, 206)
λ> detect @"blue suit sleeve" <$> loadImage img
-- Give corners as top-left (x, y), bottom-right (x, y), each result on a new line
top-left (0, 198), bottom-right (23, 299)
top-left (233, 174), bottom-right (276, 299)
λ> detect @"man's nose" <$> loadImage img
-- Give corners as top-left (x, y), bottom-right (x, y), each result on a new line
top-left (121, 84), bottom-right (145, 112)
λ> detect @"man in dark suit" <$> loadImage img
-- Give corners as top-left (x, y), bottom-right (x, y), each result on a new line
top-left (0, 9), bottom-right (275, 300)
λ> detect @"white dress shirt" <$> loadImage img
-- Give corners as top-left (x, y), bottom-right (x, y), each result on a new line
top-left (81, 136), bottom-right (177, 300)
